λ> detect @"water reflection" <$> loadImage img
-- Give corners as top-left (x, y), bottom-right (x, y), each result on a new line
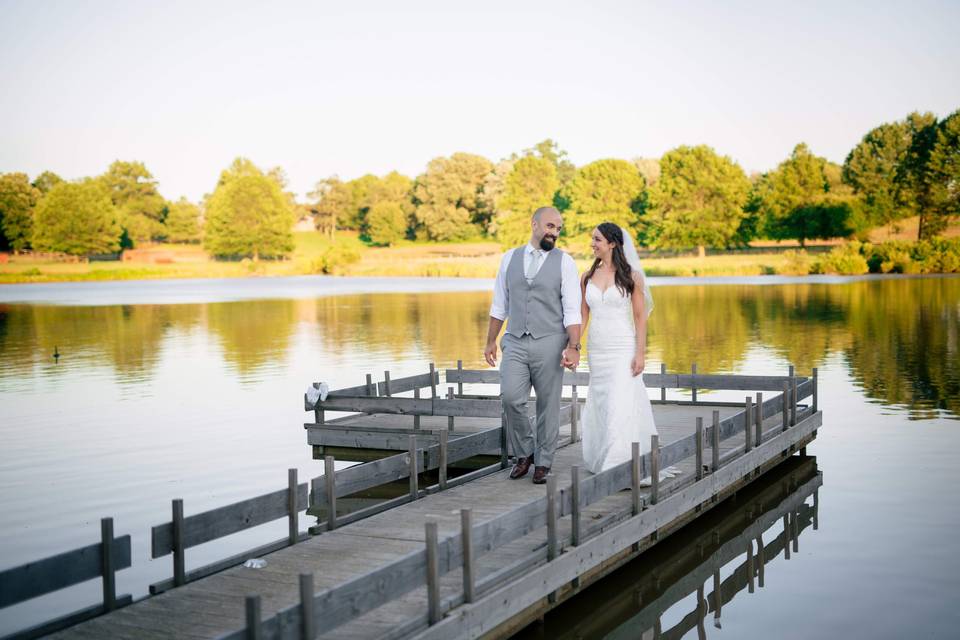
top-left (0, 276), bottom-right (957, 418)
top-left (513, 457), bottom-right (823, 639)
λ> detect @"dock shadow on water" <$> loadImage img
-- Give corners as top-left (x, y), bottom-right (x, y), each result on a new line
top-left (514, 457), bottom-right (822, 640)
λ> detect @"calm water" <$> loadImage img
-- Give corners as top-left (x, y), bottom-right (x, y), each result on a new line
top-left (1, 275), bottom-right (959, 637)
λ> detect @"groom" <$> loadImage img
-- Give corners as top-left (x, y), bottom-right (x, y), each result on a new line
top-left (484, 206), bottom-right (582, 484)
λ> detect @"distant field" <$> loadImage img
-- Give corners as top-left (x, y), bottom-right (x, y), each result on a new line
top-left (1, 217), bottom-right (958, 284)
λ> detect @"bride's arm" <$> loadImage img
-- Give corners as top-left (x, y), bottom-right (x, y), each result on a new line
top-left (580, 273), bottom-right (590, 332)
top-left (630, 273), bottom-right (646, 376)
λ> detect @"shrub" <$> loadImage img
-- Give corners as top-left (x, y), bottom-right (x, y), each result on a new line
top-left (367, 202), bottom-right (407, 246)
top-left (819, 242), bottom-right (869, 275)
top-left (864, 241), bottom-right (914, 273)
top-left (311, 243), bottom-right (362, 275)
top-left (775, 249), bottom-right (811, 275)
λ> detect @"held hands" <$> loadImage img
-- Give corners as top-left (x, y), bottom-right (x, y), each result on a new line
top-left (630, 353), bottom-right (645, 377)
top-left (484, 341), bottom-right (498, 367)
top-left (561, 347), bottom-right (580, 371)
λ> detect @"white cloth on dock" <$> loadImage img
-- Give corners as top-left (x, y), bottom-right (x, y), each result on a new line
top-left (305, 382), bottom-right (329, 408)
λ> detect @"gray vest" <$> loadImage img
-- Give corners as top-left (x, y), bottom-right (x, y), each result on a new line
top-left (505, 247), bottom-right (566, 338)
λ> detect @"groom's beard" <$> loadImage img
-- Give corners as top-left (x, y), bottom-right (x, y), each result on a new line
top-left (539, 235), bottom-right (557, 251)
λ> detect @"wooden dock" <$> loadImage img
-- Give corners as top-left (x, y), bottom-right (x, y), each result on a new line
top-left (2, 365), bottom-right (822, 640)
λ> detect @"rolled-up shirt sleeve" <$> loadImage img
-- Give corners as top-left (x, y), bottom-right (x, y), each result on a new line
top-left (489, 249), bottom-right (514, 320)
top-left (560, 252), bottom-right (583, 327)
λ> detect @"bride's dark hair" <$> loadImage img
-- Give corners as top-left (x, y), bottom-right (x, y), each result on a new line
top-left (584, 222), bottom-right (635, 297)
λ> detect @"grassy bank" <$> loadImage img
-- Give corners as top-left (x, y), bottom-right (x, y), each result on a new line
top-left (2, 220), bottom-right (958, 284)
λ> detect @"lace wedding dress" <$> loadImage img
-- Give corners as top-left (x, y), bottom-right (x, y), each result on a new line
top-left (581, 280), bottom-right (658, 474)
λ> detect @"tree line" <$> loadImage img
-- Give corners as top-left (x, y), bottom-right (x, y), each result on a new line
top-left (0, 109), bottom-right (957, 259)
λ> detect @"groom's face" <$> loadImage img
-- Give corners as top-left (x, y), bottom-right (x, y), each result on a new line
top-left (532, 211), bottom-right (563, 251)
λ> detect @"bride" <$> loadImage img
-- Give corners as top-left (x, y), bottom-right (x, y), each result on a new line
top-left (579, 222), bottom-right (661, 476)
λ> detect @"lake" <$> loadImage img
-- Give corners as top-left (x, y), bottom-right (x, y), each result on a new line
top-left (1, 274), bottom-right (958, 638)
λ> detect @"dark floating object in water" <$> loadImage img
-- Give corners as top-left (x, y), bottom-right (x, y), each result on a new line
top-left (53, 346), bottom-right (60, 362)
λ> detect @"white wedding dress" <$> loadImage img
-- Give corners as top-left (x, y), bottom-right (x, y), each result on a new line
top-left (581, 280), bottom-right (658, 474)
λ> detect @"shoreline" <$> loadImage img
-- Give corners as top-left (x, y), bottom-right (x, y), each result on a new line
top-left (2, 272), bottom-right (956, 307)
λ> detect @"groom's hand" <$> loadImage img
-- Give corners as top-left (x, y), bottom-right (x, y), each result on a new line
top-left (484, 341), bottom-right (498, 367)
top-left (561, 347), bottom-right (580, 371)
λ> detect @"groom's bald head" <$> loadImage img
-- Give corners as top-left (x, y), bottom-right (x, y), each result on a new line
top-left (530, 206), bottom-right (562, 250)
top-left (532, 206), bottom-right (560, 223)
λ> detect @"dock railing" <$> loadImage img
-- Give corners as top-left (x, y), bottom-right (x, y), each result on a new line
top-left (222, 365), bottom-right (820, 639)
top-left (1, 363), bottom-right (818, 639)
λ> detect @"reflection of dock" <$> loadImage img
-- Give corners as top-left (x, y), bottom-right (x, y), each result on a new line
top-left (4, 365), bottom-right (822, 640)
top-left (528, 456), bottom-right (822, 639)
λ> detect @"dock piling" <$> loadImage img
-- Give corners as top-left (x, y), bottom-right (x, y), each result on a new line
top-left (691, 363), bottom-right (698, 403)
top-left (813, 367), bottom-right (818, 412)
top-left (429, 363), bottom-right (437, 398)
top-left (571, 384), bottom-right (579, 443)
top-left (755, 392), bottom-right (763, 447)
top-left (571, 466), bottom-right (581, 546)
top-left (408, 436), bottom-right (419, 500)
top-left (299, 573), bottom-right (315, 640)
top-left (413, 388), bottom-right (421, 430)
top-left (650, 435), bottom-right (660, 506)
top-left (457, 360), bottom-right (464, 396)
top-left (546, 476), bottom-right (558, 561)
top-left (365, 373), bottom-right (374, 397)
top-left (172, 499), bottom-right (185, 587)
top-left (695, 417), bottom-right (704, 481)
top-left (439, 431), bottom-right (448, 490)
top-left (288, 468), bottom-right (298, 546)
top-left (425, 521), bottom-right (440, 625)
top-left (324, 456), bottom-right (336, 531)
top-left (660, 363), bottom-right (667, 401)
top-left (461, 509), bottom-right (475, 603)
top-left (499, 414), bottom-right (508, 469)
top-left (100, 518), bottom-right (117, 611)
top-left (245, 595), bottom-right (262, 640)
top-left (631, 442), bottom-right (641, 516)
top-left (447, 387), bottom-right (455, 431)
top-left (711, 410), bottom-right (721, 473)
top-left (383, 370), bottom-right (391, 397)
top-left (744, 397), bottom-right (753, 453)
top-left (782, 382), bottom-right (789, 432)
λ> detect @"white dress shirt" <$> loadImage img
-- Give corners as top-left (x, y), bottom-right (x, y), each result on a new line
top-left (489, 243), bottom-right (583, 328)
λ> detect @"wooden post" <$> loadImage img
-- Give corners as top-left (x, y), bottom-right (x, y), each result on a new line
top-left (691, 363), bottom-right (698, 403)
top-left (788, 364), bottom-right (794, 379)
top-left (812, 367), bottom-right (819, 412)
top-left (457, 359), bottom-right (464, 396)
top-left (499, 413), bottom-right (509, 469)
top-left (413, 388), bottom-right (421, 430)
top-left (245, 595), bottom-right (262, 640)
top-left (546, 476), bottom-right (558, 560)
top-left (755, 392), bottom-right (763, 447)
top-left (757, 534), bottom-right (765, 588)
top-left (791, 375), bottom-right (798, 426)
top-left (408, 436), bottom-right (419, 500)
top-left (429, 363), bottom-right (437, 398)
top-left (570, 384), bottom-right (579, 443)
top-left (571, 466), bottom-right (581, 546)
top-left (650, 435), bottom-right (660, 506)
top-left (100, 517), bottom-right (117, 611)
top-left (744, 397), bottom-right (753, 453)
top-left (447, 387), bottom-right (455, 431)
top-left (711, 410), bottom-right (720, 473)
top-left (660, 363), bottom-right (667, 401)
top-left (713, 569), bottom-right (721, 625)
top-left (782, 382), bottom-right (790, 432)
top-left (695, 417), bottom-right (704, 481)
top-left (299, 573), bottom-right (315, 640)
top-left (696, 585), bottom-right (706, 640)
top-left (365, 373), bottom-right (374, 396)
top-left (288, 468), bottom-right (298, 546)
top-left (747, 539), bottom-right (755, 593)
top-left (324, 456), bottom-right (336, 531)
top-left (425, 521), bottom-right (440, 625)
top-left (383, 370), bottom-right (392, 397)
top-left (461, 509), bottom-right (475, 603)
top-left (783, 514), bottom-right (791, 560)
top-left (439, 430), bottom-right (448, 490)
top-left (631, 442), bottom-right (641, 516)
top-left (172, 499), bottom-right (185, 587)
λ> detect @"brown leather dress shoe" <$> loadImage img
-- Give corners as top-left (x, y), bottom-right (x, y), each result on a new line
top-left (532, 466), bottom-right (550, 484)
top-left (509, 456), bottom-right (533, 479)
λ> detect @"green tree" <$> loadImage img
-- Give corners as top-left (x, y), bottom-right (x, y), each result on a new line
top-left (523, 139), bottom-right (576, 186)
top-left (204, 167), bottom-right (294, 260)
top-left (32, 180), bottom-right (121, 255)
top-left (100, 160), bottom-right (166, 245)
top-left (309, 176), bottom-right (352, 237)
top-left (894, 112), bottom-right (940, 239)
top-left (843, 119), bottom-right (915, 229)
top-left (367, 201), bottom-right (407, 246)
top-left (32, 171), bottom-right (63, 195)
top-left (642, 145), bottom-right (751, 256)
top-left (757, 143), bottom-right (857, 246)
top-left (923, 110), bottom-right (960, 237)
top-left (479, 159), bottom-right (516, 230)
top-left (164, 197), bottom-right (202, 243)
top-left (412, 153), bottom-right (493, 241)
top-left (562, 159), bottom-right (645, 239)
top-left (492, 156), bottom-right (558, 247)
top-left (633, 158), bottom-right (662, 188)
top-left (0, 172), bottom-right (39, 252)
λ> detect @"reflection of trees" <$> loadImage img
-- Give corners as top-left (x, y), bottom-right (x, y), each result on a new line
top-left (0, 303), bottom-right (201, 383)
top-left (206, 299), bottom-right (297, 378)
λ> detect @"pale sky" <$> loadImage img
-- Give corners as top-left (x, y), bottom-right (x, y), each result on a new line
top-left (2, 0), bottom-right (958, 202)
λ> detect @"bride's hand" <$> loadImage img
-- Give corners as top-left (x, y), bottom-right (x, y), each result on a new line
top-left (630, 354), bottom-right (645, 377)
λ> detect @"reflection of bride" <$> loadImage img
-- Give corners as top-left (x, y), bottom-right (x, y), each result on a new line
top-left (580, 223), bottom-right (667, 480)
